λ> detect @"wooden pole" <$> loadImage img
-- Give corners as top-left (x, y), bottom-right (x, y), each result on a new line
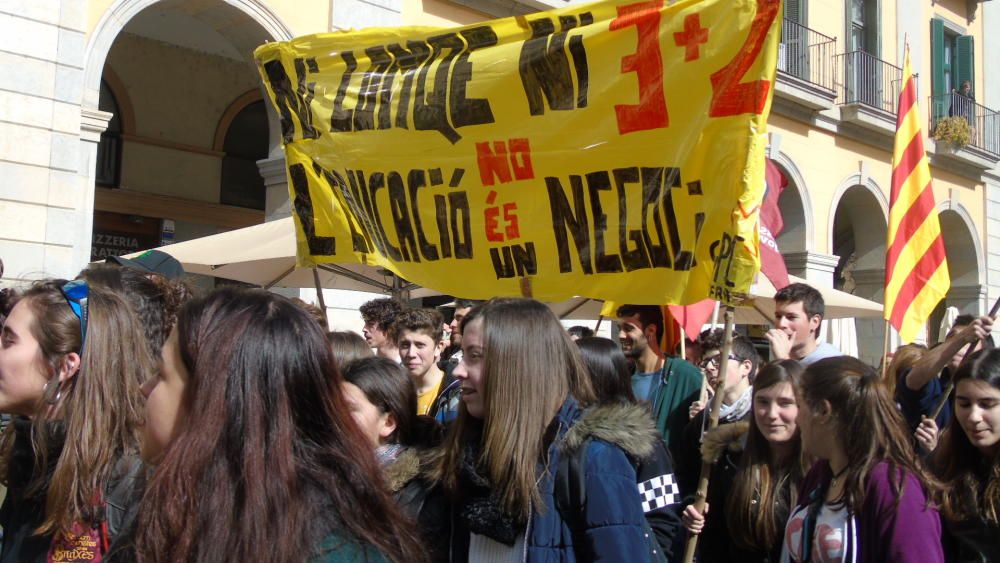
top-left (682, 306), bottom-right (736, 563)
top-left (519, 277), bottom-right (533, 298)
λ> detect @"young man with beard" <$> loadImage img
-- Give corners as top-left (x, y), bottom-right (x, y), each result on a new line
top-left (616, 304), bottom-right (703, 456)
top-left (360, 297), bottom-right (404, 362)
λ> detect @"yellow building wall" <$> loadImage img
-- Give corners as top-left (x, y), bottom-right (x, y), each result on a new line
top-left (86, 0), bottom-right (332, 39)
top-left (403, 0), bottom-right (489, 26)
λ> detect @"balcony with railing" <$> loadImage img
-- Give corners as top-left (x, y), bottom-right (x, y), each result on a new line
top-left (774, 19), bottom-right (837, 110)
top-left (927, 93), bottom-right (1000, 168)
top-left (834, 50), bottom-right (902, 136)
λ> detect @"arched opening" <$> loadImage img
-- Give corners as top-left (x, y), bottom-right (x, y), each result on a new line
top-left (927, 207), bottom-right (984, 343)
top-left (831, 184), bottom-right (887, 364)
top-left (832, 185), bottom-right (886, 296)
top-left (774, 162), bottom-right (808, 254)
top-left (220, 99), bottom-right (268, 210)
top-left (89, 0), bottom-right (282, 256)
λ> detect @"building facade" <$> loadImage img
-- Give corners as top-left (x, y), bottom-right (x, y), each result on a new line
top-left (0, 0), bottom-right (998, 352)
top-left (768, 0), bottom-right (998, 362)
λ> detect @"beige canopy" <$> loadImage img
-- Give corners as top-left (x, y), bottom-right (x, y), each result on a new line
top-left (551, 274), bottom-right (884, 324)
top-left (124, 217), bottom-right (439, 299)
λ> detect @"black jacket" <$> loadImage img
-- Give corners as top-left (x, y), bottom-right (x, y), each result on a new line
top-left (683, 421), bottom-right (789, 563)
top-left (384, 448), bottom-right (450, 563)
top-left (1, 418), bottom-right (144, 563)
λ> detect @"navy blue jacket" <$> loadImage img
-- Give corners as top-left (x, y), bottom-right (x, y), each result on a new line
top-left (450, 399), bottom-right (654, 562)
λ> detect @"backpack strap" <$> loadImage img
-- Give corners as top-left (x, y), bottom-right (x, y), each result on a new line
top-left (554, 438), bottom-right (592, 560)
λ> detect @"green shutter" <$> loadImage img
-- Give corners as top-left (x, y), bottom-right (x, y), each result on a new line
top-left (955, 35), bottom-right (975, 96)
top-left (931, 19), bottom-right (946, 120)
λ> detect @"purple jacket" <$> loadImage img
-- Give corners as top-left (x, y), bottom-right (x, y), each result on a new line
top-left (790, 461), bottom-right (944, 563)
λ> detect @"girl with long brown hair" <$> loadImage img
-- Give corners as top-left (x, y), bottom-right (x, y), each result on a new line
top-left (683, 360), bottom-right (809, 562)
top-left (431, 298), bottom-right (657, 562)
top-left (121, 288), bottom-right (425, 563)
top-left (782, 356), bottom-right (944, 562)
top-left (0, 279), bottom-right (152, 562)
top-left (932, 348), bottom-right (1000, 562)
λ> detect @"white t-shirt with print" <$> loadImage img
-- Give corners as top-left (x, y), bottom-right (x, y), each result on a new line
top-left (782, 503), bottom-right (851, 562)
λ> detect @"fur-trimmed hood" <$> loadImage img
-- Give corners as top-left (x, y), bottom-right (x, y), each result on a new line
top-left (562, 403), bottom-right (658, 461)
top-left (383, 447), bottom-right (422, 492)
top-left (700, 421), bottom-right (749, 464)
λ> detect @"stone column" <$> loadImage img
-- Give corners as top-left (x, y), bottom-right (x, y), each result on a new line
top-left (257, 155), bottom-right (291, 222)
top-left (783, 251), bottom-right (839, 286)
top-left (852, 268), bottom-right (890, 365)
top-left (74, 108), bottom-right (113, 273)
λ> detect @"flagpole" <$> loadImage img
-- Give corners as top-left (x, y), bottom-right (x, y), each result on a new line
top-left (682, 306), bottom-right (736, 563)
top-left (880, 320), bottom-right (891, 380)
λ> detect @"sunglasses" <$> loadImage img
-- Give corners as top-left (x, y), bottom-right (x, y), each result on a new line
top-left (60, 280), bottom-right (89, 347)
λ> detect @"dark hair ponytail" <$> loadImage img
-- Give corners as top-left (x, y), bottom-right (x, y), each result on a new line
top-left (800, 357), bottom-right (940, 514)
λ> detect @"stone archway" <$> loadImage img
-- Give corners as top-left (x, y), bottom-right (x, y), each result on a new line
top-left (926, 203), bottom-right (986, 342)
top-left (771, 152), bottom-right (812, 254)
top-left (830, 179), bottom-right (888, 364)
top-left (79, 0), bottom-right (292, 270)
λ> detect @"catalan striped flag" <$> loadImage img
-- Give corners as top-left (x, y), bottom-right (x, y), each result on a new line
top-left (884, 47), bottom-right (950, 343)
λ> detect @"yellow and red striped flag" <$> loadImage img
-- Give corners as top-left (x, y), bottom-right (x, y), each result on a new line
top-left (884, 47), bottom-right (950, 343)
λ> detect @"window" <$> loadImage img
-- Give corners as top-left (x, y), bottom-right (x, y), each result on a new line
top-left (96, 80), bottom-right (123, 188)
top-left (848, 0), bottom-right (878, 55)
top-left (220, 100), bottom-right (268, 210)
top-left (931, 19), bottom-right (974, 120)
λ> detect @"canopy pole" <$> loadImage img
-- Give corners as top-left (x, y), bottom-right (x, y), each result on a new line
top-left (263, 266), bottom-right (296, 290)
top-left (312, 268), bottom-right (327, 311)
top-left (683, 306), bottom-right (736, 563)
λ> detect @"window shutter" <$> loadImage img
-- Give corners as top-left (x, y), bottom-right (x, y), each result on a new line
top-left (785, 0), bottom-right (801, 24)
top-left (931, 19), bottom-right (946, 119)
top-left (955, 35), bottom-right (975, 96)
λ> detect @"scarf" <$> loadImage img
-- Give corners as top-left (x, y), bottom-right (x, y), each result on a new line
top-left (718, 385), bottom-right (753, 424)
top-left (376, 443), bottom-right (405, 467)
top-left (455, 442), bottom-right (523, 546)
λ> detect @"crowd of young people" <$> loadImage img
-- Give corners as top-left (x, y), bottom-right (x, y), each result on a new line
top-left (0, 263), bottom-right (996, 562)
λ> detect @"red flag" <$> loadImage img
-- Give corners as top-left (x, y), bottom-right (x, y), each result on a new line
top-left (759, 159), bottom-right (790, 289)
top-left (666, 300), bottom-right (716, 342)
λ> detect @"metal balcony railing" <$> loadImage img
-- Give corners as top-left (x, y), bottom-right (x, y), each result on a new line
top-left (834, 50), bottom-right (902, 115)
top-left (778, 18), bottom-right (836, 91)
top-left (928, 93), bottom-right (1000, 156)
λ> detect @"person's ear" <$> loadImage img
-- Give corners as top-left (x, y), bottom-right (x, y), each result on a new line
top-left (809, 314), bottom-right (822, 336)
top-left (379, 412), bottom-right (397, 441)
top-left (740, 359), bottom-right (753, 379)
top-left (814, 399), bottom-right (834, 424)
top-left (644, 324), bottom-right (657, 343)
top-left (56, 352), bottom-right (82, 383)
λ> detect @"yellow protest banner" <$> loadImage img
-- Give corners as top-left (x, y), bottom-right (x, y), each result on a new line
top-left (254, 0), bottom-right (778, 305)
